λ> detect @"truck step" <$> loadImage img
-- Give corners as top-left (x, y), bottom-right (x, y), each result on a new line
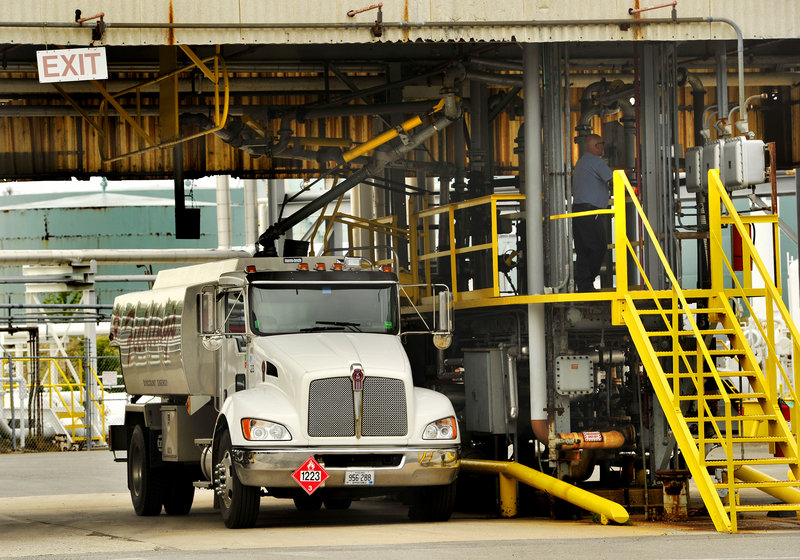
top-left (193, 481), bottom-right (212, 489)
top-left (194, 438), bottom-right (212, 446)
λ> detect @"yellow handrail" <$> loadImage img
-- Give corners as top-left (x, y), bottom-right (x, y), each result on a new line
top-left (410, 193), bottom-right (525, 303)
top-left (1, 355), bottom-right (108, 445)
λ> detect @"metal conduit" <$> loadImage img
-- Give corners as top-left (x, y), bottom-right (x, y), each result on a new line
top-left (0, 17), bottom-right (709, 30)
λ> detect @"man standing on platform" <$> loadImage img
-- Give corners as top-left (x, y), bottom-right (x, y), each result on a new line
top-left (572, 133), bottom-right (614, 292)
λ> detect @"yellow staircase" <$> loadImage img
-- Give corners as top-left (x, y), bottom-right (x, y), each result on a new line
top-left (610, 169), bottom-right (800, 533)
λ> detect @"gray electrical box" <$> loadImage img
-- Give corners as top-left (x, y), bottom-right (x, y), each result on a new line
top-left (685, 146), bottom-right (702, 192)
top-left (555, 355), bottom-right (594, 395)
top-left (464, 349), bottom-right (509, 434)
top-left (161, 404), bottom-right (216, 462)
top-left (722, 137), bottom-right (765, 191)
top-left (702, 140), bottom-right (724, 190)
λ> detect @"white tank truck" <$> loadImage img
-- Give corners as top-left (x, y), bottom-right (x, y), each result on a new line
top-left (108, 256), bottom-right (459, 528)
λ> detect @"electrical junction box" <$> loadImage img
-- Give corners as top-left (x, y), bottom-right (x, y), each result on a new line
top-left (464, 349), bottom-right (513, 434)
top-left (555, 355), bottom-right (594, 395)
top-left (685, 146), bottom-right (702, 192)
top-left (722, 137), bottom-right (765, 191)
top-left (702, 140), bottom-right (724, 190)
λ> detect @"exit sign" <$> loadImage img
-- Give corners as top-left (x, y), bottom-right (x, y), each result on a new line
top-left (36, 47), bottom-right (108, 83)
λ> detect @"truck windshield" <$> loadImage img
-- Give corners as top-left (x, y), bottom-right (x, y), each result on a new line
top-left (249, 283), bottom-right (399, 335)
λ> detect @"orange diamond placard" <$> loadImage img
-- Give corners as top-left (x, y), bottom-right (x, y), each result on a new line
top-left (291, 456), bottom-right (329, 495)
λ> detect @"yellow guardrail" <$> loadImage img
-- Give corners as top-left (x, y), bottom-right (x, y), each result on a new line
top-left (706, 169), bottom-right (799, 457)
top-left (409, 193), bottom-right (525, 303)
top-left (1, 356), bottom-right (108, 445)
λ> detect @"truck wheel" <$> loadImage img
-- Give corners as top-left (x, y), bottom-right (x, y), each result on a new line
top-left (324, 498), bottom-right (352, 510)
top-left (408, 482), bottom-right (456, 522)
top-left (293, 495), bottom-right (323, 511)
top-left (128, 424), bottom-right (164, 516)
top-left (163, 466), bottom-right (195, 515)
top-left (215, 429), bottom-right (260, 528)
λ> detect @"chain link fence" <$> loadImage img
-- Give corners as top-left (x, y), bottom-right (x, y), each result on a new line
top-left (1, 353), bottom-right (128, 453)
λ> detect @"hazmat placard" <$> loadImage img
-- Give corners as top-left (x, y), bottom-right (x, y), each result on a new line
top-left (36, 47), bottom-right (108, 83)
top-left (291, 456), bottom-right (329, 495)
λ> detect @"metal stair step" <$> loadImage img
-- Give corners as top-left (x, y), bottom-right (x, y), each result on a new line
top-left (56, 411), bottom-right (84, 419)
top-left (647, 328), bottom-right (735, 337)
top-left (696, 436), bottom-right (790, 444)
top-left (663, 371), bottom-right (758, 379)
top-left (685, 414), bottom-right (779, 422)
top-left (724, 504), bottom-right (800, 512)
top-left (636, 307), bottom-right (724, 316)
top-left (653, 349), bottom-right (747, 357)
top-left (715, 480), bottom-right (800, 489)
top-left (677, 392), bottom-right (766, 401)
top-left (704, 457), bottom-right (798, 467)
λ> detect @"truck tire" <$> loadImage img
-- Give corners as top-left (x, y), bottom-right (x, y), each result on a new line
top-left (128, 424), bottom-right (164, 516)
top-left (215, 429), bottom-right (260, 528)
top-left (408, 482), bottom-right (456, 522)
top-left (163, 466), bottom-right (195, 515)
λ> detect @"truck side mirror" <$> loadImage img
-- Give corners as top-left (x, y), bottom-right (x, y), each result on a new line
top-left (433, 290), bottom-right (453, 350)
top-left (198, 286), bottom-right (218, 336)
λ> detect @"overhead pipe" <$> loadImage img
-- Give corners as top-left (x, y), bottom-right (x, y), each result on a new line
top-left (461, 459), bottom-right (630, 523)
top-left (0, 249), bottom-right (250, 265)
top-left (727, 93), bottom-right (770, 136)
top-left (708, 17), bottom-right (747, 132)
top-left (464, 69), bottom-right (523, 88)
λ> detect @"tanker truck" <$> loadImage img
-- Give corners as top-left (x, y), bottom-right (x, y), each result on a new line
top-left (108, 256), bottom-right (459, 528)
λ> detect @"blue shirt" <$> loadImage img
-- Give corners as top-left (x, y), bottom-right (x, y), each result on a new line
top-left (572, 153), bottom-right (613, 209)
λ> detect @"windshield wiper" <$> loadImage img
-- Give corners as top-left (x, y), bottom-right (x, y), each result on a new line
top-left (299, 325), bottom-right (345, 332)
top-left (314, 320), bottom-right (362, 332)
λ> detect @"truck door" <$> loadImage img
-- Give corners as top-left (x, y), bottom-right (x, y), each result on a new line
top-left (220, 289), bottom-right (247, 402)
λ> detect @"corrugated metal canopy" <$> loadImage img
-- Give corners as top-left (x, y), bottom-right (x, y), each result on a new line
top-left (2, 1), bottom-right (800, 45)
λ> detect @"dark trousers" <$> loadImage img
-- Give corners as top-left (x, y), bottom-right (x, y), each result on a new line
top-left (572, 204), bottom-right (607, 291)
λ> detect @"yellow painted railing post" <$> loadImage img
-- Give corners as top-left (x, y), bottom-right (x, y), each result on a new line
top-left (708, 170), bottom-right (723, 293)
top-left (613, 171), bottom-right (628, 295)
top-left (449, 207), bottom-right (458, 301)
top-left (611, 171), bottom-right (628, 324)
top-left (491, 198), bottom-right (500, 297)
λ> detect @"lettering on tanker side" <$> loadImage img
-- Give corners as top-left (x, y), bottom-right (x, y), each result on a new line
top-left (121, 307), bottom-right (136, 365)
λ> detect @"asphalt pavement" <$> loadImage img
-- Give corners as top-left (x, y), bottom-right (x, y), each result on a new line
top-left (1, 450), bottom-right (800, 560)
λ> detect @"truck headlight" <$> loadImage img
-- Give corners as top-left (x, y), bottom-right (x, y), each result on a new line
top-left (241, 418), bottom-right (292, 441)
top-left (423, 417), bottom-right (457, 440)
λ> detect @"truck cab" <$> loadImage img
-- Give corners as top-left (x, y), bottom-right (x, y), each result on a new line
top-left (109, 257), bottom-right (459, 528)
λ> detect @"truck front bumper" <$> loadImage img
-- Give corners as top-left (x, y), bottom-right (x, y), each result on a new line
top-left (231, 446), bottom-right (459, 488)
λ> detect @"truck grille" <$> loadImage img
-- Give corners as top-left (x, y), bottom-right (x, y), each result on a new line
top-left (308, 377), bottom-right (407, 437)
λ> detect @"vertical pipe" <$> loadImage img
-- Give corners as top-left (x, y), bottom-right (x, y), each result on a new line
top-left (243, 179), bottom-right (259, 249)
top-left (714, 44), bottom-right (728, 121)
top-left (523, 44), bottom-right (548, 444)
top-left (84, 260), bottom-right (97, 451)
top-left (8, 352), bottom-right (15, 452)
top-left (216, 175), bottom-right (232, 249)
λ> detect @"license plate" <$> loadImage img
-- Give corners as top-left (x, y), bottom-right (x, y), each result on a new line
top-left (344, 470), bottom-right (374, 485)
